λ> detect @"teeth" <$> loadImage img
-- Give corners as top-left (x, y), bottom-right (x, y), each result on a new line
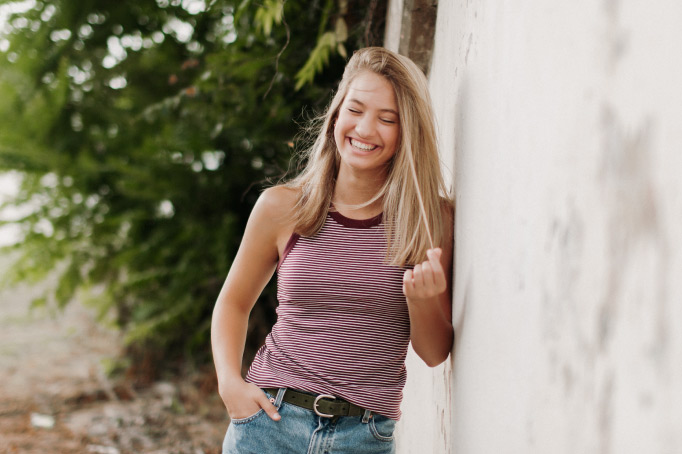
top-left (350, 138), bottom-right (377, 151)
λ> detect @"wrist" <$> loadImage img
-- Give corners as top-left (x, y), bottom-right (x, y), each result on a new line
top-left (217, 371), bottom-right (246, 390)
top-left (406, 293), bottom-right (438, 309)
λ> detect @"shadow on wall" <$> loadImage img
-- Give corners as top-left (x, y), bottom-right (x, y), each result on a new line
top-left (452, 71), bottom-right (469, 355)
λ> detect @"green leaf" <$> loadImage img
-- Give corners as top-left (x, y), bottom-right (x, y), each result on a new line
top-left (254, 0), bottom-right (284, 37)
top-left (337, 42), bottom-right (347, 59)
top-left (334, 18), bottom-right (348, 42)
top-left (295, 31), bottom-right (337, 90)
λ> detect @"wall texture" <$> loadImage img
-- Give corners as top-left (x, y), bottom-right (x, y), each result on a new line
top-left (390, 1), bottom-right (682, 452)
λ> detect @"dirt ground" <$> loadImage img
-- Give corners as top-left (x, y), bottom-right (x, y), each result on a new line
top-left (0, 257), bottom-right (229, 454)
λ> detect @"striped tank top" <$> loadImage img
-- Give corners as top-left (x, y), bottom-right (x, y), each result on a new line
top-left (245, 210), bottom-right (411, 419)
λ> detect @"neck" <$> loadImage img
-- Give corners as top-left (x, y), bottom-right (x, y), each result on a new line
top-left (333, 164), bottom-right (387, 216)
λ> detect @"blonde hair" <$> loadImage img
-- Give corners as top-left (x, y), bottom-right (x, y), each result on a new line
top-left (286, 47), bottom-right (450, 266)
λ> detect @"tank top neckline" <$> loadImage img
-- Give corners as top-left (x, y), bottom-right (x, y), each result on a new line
top-left (328, 209), bottom-right (382, 228)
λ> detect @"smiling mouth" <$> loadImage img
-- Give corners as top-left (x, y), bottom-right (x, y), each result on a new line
top-left (350, 138), bottom-right (378, 151)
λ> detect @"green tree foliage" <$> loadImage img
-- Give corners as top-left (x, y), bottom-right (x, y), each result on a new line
top-left (0, 0), bottom-right (386, 376)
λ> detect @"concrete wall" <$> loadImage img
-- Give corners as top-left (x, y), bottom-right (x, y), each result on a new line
top-left (391, 1), bottom-right (682, 452)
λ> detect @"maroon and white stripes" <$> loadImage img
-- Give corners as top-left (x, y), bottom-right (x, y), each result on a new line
top-left (246, 210), bottom-right (411, 419)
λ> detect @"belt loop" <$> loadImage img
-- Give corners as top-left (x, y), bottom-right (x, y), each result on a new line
top-left (274, 388), bottom-right (287, 407)
top-left (362, 409), bottom-right (372, 423)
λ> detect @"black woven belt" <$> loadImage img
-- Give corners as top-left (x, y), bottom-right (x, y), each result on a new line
top-left (265, 388), bottom-right (367, 418)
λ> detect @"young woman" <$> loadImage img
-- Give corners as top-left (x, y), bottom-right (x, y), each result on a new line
top-left (212, 47), bottom-right (453, 454)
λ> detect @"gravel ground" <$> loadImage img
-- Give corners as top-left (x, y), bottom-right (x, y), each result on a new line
top-left (0, 255), bottom-right (228, 454)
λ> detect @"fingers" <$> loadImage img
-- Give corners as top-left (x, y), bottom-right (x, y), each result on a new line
top-left (403, 268), bottom-right (414, 295)
top-left (413, 263), bottom-right (426, 288)
top-left (427, 248), bottom-right (447, 292)
top-left (222, 382), bottom-right (281, 422)
top-left (403, 248), bottom-right (447, 299)
top-left (258, 391), bottom-right (281, 421)
top-left (427, 248), bottom-right (443, 273)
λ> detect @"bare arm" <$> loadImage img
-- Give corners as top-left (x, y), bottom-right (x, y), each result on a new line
top-left (211, 186), bottom-right (296, 421)
top-left (403, 203), bottom-right (454, 367)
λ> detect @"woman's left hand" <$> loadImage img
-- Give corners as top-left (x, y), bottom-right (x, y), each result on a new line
top-left (402, 248), bottom-right (447, 301)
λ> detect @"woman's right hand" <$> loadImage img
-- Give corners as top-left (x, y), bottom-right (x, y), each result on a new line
top-left (219, 378), bottom-right (281, 421)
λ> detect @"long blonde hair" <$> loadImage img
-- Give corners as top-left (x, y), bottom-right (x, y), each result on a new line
top-left (286, 47), bottom-right (450, 266)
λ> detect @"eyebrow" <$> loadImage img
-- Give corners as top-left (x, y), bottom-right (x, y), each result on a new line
top-left (347, 98), bottom-right (399, 116)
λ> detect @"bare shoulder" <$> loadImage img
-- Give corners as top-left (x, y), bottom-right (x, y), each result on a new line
top-left (256, 185), bottom-right (299, 219)
top-left (251, 185), bottom-right (300, 251)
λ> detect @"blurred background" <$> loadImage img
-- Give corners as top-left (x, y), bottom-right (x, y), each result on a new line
top-left (0, 1), bottom-right (387, 452)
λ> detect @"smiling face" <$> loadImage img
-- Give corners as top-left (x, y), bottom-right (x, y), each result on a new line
top-left (333, 71), bottom-right (400, 177)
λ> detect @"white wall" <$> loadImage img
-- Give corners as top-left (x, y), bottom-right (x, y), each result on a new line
top-left (394, 1), bottom-right (682, 452)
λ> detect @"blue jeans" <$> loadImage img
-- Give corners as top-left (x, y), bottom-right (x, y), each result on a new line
top-left (222, 388), bottom-right (397, 454)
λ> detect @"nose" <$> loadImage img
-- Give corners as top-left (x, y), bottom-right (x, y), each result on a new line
top-left (354, 115), bottom-right (375, 138)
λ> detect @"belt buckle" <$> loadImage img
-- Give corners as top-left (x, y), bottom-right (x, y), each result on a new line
top-left (313, 394), bottom-right (336, 418)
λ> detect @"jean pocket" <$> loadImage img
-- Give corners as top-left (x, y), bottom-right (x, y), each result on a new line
top-left (228, 389), bottom-right (276, 425)
top-left (230, 408), bottom-right (265, 425)
top-left (369, 414), bottom-right (397, 442)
